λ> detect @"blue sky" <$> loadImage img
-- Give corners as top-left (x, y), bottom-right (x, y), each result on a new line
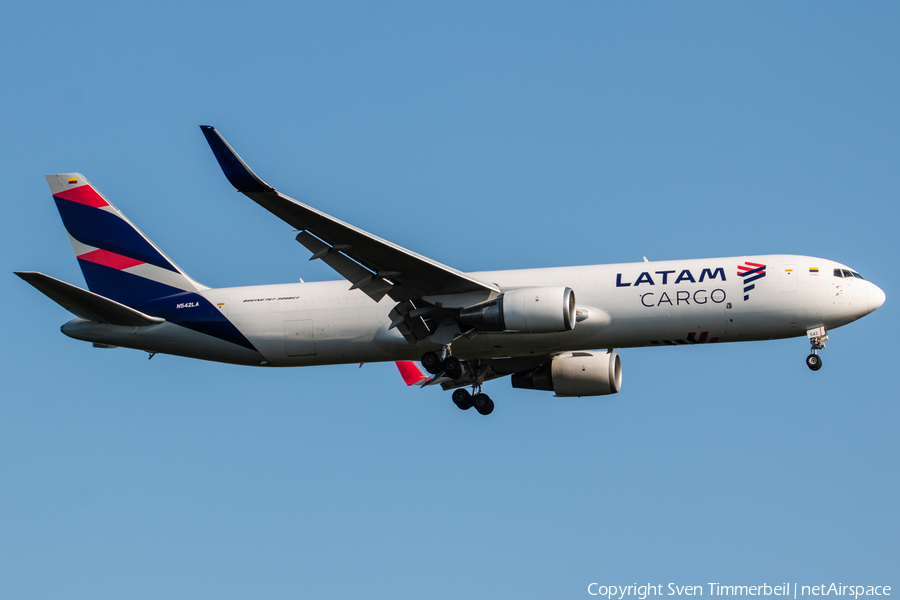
top-left (1, 2), bottom-right (897, 598)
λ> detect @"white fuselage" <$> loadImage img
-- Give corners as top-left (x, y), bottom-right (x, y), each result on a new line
top-left (61, 255), bottom-right (883, 367)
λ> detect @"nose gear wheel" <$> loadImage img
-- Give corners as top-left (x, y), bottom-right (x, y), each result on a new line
top-left (806, 327), bottom-right (827, 371)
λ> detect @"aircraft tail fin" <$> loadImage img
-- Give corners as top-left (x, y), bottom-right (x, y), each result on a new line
top-left (395, 361), bottom-right (429, 386)
top-left (46, 174), bottom-right (206, 306)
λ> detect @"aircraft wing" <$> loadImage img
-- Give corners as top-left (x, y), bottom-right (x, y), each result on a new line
top-left (200, 126), bottom-right (499, 304)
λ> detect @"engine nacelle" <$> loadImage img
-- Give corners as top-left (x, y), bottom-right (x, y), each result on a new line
top-left (458, 286), bottom-right (576, 333)
top-left (511, 351), bottom-right (622, 397)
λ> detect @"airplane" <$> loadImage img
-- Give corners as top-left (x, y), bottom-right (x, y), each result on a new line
top-left (17, 126), bottom-right (886, 415)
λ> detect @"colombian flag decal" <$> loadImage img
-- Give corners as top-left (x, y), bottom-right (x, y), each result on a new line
top-left (68, 178), bottom-right (78, 184)
top-left (809, 267), bottom-right (819, 273)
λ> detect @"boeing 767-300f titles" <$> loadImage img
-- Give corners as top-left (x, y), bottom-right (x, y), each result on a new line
top-left (16, 126), bottom-right (886, 415)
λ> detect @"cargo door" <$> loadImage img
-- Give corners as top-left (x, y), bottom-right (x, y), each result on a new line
top-left (284, 320), bottom-right (317, 357)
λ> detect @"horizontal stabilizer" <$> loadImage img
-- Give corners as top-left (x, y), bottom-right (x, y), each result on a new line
top-left (15, 271), bottom-right (164, 326)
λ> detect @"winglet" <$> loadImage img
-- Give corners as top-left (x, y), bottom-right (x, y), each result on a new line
top-left (395, 361), bottom-right (428, 386)
top-left (199, 126), bottom-right (274, 193)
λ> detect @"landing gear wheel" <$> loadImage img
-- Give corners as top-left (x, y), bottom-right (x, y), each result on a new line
top-left (806, 354), bottom-right (823, 371)
top-left (443, 355), bottom-right (463, 380)
top-left (452, 388), bottom-right (473, 410)
top-left (473, 393), bottom-right (494, 415)
top-left (421, 351), bottom-right (442, 375)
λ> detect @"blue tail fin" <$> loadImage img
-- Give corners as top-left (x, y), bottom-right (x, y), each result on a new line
top-left (47, 173), bottom-right (206, 306)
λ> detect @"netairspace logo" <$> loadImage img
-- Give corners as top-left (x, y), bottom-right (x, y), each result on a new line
top-left (587, 584), bottom-right (892, 599)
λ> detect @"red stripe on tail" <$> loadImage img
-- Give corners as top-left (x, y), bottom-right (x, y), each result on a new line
top-left (79, 248), bottom-right (145, 270)
top-left (54, 185), bottom-right (109, 208)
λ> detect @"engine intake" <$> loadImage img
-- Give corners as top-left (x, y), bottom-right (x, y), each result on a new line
top-left (511, 351), bottom-right (622, 397)
top-left (458, 286), bottom-right (576, 333)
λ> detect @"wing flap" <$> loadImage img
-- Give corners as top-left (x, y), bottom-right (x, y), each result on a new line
top-left (16, 271), bottom-right (164, 326)
top-left (295, 231), bottom-right (393, 302)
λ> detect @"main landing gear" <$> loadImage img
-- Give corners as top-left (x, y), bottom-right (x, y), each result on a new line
top-left (423, 350), bottom-right (494, 416)
top-left (452, 388), bottom-right (494, 415)
top-left (421, 350), bottom-right (463, 379)
top-left (806, 326), bottom-right (828, 371)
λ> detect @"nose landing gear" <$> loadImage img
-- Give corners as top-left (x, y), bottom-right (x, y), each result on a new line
top-left (806, 326), bottom-right (828, 371)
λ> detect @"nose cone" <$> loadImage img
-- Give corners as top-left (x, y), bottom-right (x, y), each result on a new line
top-left (868, 282), bottom-right (886, 313)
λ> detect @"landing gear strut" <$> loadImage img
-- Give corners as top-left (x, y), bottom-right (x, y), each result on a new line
top-left (806, 326), bottom-right (827, 371)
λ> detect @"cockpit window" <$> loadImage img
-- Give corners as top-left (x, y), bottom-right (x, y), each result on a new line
top-left (833, 268), bottom-right (865, 280)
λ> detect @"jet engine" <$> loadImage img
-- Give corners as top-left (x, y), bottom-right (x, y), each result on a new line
top-left (458, 286), bottom-right (576, 333)
top-left (511, 351), bottom-right (622, 397)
